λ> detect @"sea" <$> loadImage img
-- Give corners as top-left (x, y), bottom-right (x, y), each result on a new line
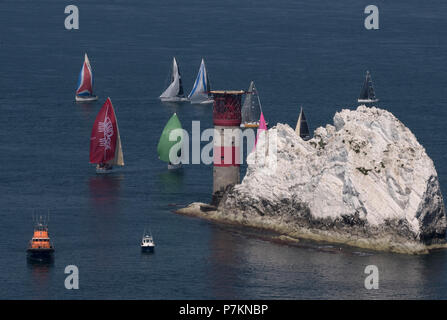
top-left (0, 0), bottom-right (447, 299)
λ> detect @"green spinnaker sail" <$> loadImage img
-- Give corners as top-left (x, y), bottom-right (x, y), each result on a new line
top-left (157, 113), bottom-right (183, 163)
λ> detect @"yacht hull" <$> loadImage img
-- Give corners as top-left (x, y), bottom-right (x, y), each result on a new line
top-left (76, 95), bottom-right (98, 102)
top-left (358, 99), bottom-right (379, 104)
top-left (96, 167), bottom-right (114, 174)
top-left (168, 163), bottom-right (182, 170)
top-left (191, 99), bottom-right (213, 105)
top-left (27, 248), bottom-right (54, 260)
top-left (160, 97), bottom-right (188, 102)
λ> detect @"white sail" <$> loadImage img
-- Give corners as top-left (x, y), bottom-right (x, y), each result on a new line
top-left (188, 58), bottom-right (211, 103)
top-left (108, 118), bottom-right (124, 167)
top-left (160, 57), bottom-right (184, 100)
top-left (295, 107), bottom-right (303, 136)
top-left (114, 128), bottom-right (124, 166)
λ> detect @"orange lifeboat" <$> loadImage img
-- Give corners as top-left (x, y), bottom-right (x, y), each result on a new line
top-left (27, 221), bottom-right (54, 259)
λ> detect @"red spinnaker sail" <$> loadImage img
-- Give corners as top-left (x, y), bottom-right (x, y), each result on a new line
top-left (89, 98), bottom-right (118, 164)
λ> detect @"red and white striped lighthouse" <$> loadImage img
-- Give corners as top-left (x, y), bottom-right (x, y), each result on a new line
top-left (210, 90), bottom-right (245, 205)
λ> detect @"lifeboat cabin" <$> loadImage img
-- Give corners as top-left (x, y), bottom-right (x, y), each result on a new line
top-left (27, 222), bottom-right (54, 259)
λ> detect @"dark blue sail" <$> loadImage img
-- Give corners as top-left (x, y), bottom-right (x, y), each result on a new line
top-left (358, 71), bottom-right (379, 104)
top-left (296, 107), bottom-right (311, 140)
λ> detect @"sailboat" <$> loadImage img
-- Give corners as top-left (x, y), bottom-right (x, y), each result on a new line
top-left (159, 57), bottom-right (188, 102)
top-left (75, 53), bottom-right (98, 102)
top-left (241, 81), bottom-right (267, 128)
top-left (157, 113), bottom-right (183, 170)
top-left (358, 71), bottom-right (379, 104)
top-left (295, 107), bottom-right (311, 141)
top-left (90, 98), bottom-right (124, 174)
top-left (188, 58), bottom-right (213, 104)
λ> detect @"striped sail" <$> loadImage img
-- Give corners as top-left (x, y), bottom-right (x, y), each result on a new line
top-left (188, 59), bottom-right (211, 103)
top-left (76, 53), bottom-right (94, 97)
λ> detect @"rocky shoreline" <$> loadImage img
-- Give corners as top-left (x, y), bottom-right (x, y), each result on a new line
top-left (176, 202), bottom-right (447, 254)
top-left (177, 106), bottom-right (447, 254)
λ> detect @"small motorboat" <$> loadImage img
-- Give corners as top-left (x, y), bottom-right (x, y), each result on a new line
top-left (27, 216), bottom-right (54, 261)
top-left (141, 232), bottom-right (155, 253)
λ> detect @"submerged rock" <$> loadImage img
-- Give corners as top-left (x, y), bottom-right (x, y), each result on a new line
top-left (179, 106), bottom-right (447, 254)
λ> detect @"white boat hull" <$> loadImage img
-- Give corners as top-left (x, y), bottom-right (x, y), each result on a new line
top-left (241, 123), bottom-right (258, 128)
top-left (96, 168), bottom-right (113, 174)
top-left (241, 122), bottom-right (269, 128)
top-left (76, 95), bottom-right (98, 102)
top-left (160, 96), bottom-right (188, 102)
top-left (95, 166), bottom-right (117, 174)
top-left (358, 99), bottom-right (379, 104)
top-left (190, 99), bottom-right (213, 105)
top-left (168, 163), bottom-right (182, 170)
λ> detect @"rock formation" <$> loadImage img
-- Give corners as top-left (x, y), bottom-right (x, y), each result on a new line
top-left (178, 106), bottom-right (447, 254)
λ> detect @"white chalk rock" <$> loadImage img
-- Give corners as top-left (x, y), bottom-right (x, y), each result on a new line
top-left (219, 106), bottom-right (446, 253)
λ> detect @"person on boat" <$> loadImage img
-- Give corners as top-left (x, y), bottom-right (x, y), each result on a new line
top-left (97, 163), bottom-right (112, 170)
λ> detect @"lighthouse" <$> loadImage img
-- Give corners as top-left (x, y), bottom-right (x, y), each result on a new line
top-left (210, 90), bottom-right (245, 206)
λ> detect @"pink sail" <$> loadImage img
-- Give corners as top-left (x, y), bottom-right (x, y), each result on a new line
top-left (254, 112), bottom-right (267, 147)
top-left (89, 98), bottom-right (118, 164)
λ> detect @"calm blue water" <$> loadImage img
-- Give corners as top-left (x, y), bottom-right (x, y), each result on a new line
top-left (1, 0), bottom-right (447, 299)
